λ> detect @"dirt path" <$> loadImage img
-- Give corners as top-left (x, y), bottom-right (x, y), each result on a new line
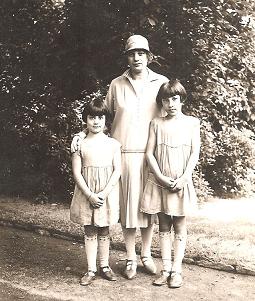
top-left (1, 226), bottom-right (255, 301)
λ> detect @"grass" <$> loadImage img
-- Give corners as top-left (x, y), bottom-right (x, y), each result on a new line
top-left (0, 196), bottom-right (254, 274)
top-left (186, 198), bottom-right (255, 269)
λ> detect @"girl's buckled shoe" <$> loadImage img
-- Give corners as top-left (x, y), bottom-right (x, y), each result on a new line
top-left (99, 266), bottom-right (117, 281)
top-left (153, 270), bottom-right (171, 286)
top-left (80, 270), bottom-right (96, 286)
top-left (168, 271), bottom-right (183, 288)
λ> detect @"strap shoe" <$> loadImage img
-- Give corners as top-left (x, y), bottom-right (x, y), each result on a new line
top-left (168, 271), bottom-right (183, 288)
top-left (99, 266), bottom-right (117, 281)
top-left (123, 260), bottom-right (137, 280)
top-left (80, 270), bottom-right (96, 286)
top-left (141, 256), bottom-right (157, 275)
top-left (153, 270), bottom-right (171, 286)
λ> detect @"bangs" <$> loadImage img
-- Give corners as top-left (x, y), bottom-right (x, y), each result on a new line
top-left (86, 104), bottom-right (108, 117)
top-left (82, 98), bottom-right (111, 122)
top-left (162, 85), bottom-right (182, 98)
top-left (156, 80), bottom-right (187, 107)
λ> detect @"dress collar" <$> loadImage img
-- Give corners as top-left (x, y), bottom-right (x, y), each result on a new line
top-left (122, 67), bottom-right (160, 82)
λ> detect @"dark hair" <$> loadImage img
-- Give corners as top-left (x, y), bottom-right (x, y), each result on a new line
top-left (156, 79), bottom-right (187, 108)
top-left (81, 98), bottom-right (111, 125)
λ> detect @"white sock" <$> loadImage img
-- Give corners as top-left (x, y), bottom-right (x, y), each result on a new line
top-left (122, 226), bottom-right (137, 261)
top-left (140, 224), bottom-right (154, 258)
top-left (98, 235), bottom-right (110, 268)
top-left (159, 231), bottom-right (172, 272)
top-left (84, 234), bottom-right (98, 272)
top-left (172, 232), bottom-right (187, 273)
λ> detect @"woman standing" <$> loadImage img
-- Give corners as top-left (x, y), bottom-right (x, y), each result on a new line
top-left (72, 35), bottom-right (168, 279)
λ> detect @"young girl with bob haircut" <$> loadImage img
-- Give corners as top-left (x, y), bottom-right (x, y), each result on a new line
top-left (141, 79), bottom-right (200, 288)
top-left (70, 98), bottom-right (121, 286)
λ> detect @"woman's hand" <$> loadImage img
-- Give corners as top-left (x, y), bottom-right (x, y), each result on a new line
top-left (70, 132), bottom-right (86, 153)
top-left (89, 193), bottom-right (104, 209)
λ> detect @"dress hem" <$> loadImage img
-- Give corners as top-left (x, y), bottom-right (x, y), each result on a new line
top-left (140, 209), bottom-right (186, 217)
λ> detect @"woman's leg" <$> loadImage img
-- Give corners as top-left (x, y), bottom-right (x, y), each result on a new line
top-left (140, 223), bottom-right (154, 258)
top-left (122, 226), bottom-right (137, 261)
top-left (140, 223), bottom-right (157, 274)
top-left (122, 226), bottom-right (137, 279)
top-left (172, 216), bottom-right (187, 273)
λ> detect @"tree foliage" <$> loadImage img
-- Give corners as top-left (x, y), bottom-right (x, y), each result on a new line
top-left (0, 0), bottom-right (79, 199)
top-left (0, 0), bottom-right (254, 201)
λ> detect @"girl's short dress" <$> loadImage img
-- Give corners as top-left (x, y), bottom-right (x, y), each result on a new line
top-left (141, 115), bottom-right (200, 216)
top-left (70, 137), bottom-right (121, 227)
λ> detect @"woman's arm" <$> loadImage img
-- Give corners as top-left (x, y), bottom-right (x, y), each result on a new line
top-left (70, 131), bottom-right (86, 154)
top-left (97, 144), bottom-right (121, 199)
top-left (72, 152), bottom-right (103, 208)
top-left (146, 122), bottom-right (174, 189)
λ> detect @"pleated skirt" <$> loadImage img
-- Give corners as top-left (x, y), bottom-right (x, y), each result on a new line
top-left (141, 172), bottom-right (197, 216)
top-left (70, 166), bottom-right (119, 227)
top-left (119, 152), bottom-right (156, 228)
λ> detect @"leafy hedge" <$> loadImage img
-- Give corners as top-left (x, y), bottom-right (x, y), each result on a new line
top-left (205, 128), bottom-right (255, 197)
top-left (0, 0), bottom-right (254, 202)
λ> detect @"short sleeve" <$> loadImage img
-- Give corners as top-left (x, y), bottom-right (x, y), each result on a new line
top-left (76, 140), bottom-right (86, 157)
top-left (105, 81), bottom-right (115, 115)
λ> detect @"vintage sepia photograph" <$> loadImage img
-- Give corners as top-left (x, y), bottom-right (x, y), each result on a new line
top-left (0, 0), bottom-right (254, 300)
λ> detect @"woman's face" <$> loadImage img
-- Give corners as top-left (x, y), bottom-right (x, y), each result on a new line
top-left (162, 95), bottom-right (182, 117)
top-left (127, 49), bottom-right (148, 73)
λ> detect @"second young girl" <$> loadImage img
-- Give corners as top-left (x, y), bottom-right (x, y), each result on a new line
top-left (141, 79), bottom-right (200, 288)
top-left (70, 98), bottom-right (121, 286)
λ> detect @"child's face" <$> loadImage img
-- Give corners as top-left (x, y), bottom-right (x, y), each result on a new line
top-left (162, 95), bottom-right (182, 117)
top-left (87, 115), bottom-right (106, 134)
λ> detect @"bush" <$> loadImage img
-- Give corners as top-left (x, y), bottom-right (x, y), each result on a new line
top-left (205, 128), bottom-right (255, 197)
top-left (1, 0), bottom-right (255, 201)
top-left (193, 169), bottom-right (213, 203)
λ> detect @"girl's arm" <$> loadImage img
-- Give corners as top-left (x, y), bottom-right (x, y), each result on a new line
top-left (97, 144), bottom-right (121, 200)
top-left (72, 152), bottom-right (103, 208)
top-left (172, 120), bottom-right (200, 191)
top-left (146, 121), bottom-right (174, 189)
